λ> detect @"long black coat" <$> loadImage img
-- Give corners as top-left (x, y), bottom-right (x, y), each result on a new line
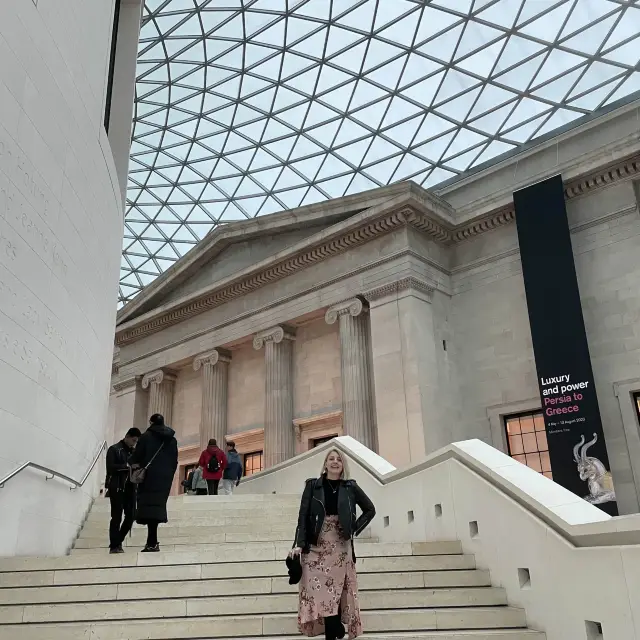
top-left (129, 424), bottom-right (178, 524)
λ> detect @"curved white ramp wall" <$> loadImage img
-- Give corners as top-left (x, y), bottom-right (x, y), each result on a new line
top-left (0, 1), bottom-right (124, 555)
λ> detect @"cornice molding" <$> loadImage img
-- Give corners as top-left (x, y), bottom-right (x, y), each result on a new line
top-left (325, 298), bottom-right (366, 325)
top-left (112, 375), bottom-right (141, 393)
top-left (365, 276), bottom-right (435, 303)
top-left (193, 348), bottom-right (231, 371)
top-left (141, 369), bottom-right (176, 388)
top-left (253, 325), bottom-right (296, 350)
top-left (293, 410), bottom-right (343, 441)
top-left (115, 152), bottom-right (640, 347)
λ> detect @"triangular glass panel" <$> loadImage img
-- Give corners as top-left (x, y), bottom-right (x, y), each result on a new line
top-left (533, 49), bottom-right (585, 86)
top-left (568, 79), bottom-right (620, 110)
top-left (604, 37), bottom-right (640, 66)
top-left (251, 54), bottom-right (284, 81)
top-left (469, 101), bottom-right (514, 133)
top-left (244, 86), bottom-right (276, 111)
top-left (212, 175), bottom-right (242, 196)
top-left (415, 8), bottom-right (461, 45)
top-left (400, 53), bottom-right (440, 88)
top-left (365, 56), bottom-right (406, 91)
top-left (190, 223), bottom-right (215, 239)
top-left (210, 46), bottom-right (243, 69)
top-left (200, 10), bottom-right (236, 35)
top-left (286, 17), bottom-right (323, 46)
top-left (502, 97), bottom-right (552, 131)
top-left (225, 148), bottom-right (256, 169)
top-left (381, 96), bottom-right (422, 127)
top-left (337, 0), bottom-right (376, 31)
top-left (604, 72), bottom-right (640, 107)
top-left (290, 136), bottom-right (325, 159)
top-left (252, 166), bottom-right (283, 190)
top-left (468, 84), bottom-right (517, 119)
top-left (319, 81), bottom-right (357, 112)
top-left (402, 72), bottom-right (445, 108)
top-left (392, 154), bottom-right (430, 182)
top-left (314, 154), bottom-right (353, 182)
top-left (276, 103), bottom-right (309, 129)
top-left (330, 42), bottom-right (368, 75)
top-left (236, 195), bottom-right (267, 217)
top-left (346, 172), bottom-right (381, 195)
top-left (307, 119), bottom-right (342, 146)
top-left (534, 108), bottom-right (579, 138)
top-left (301, 187), bottom-right (327, 207)
top-left (363, 137), bottom-right (402, 164)
top-left (220, 203), bottom-right (250, 222)
top-left (604, 6), bottom-right (640, 49)
top-left (275, 186), bottom-right (308, 209)
top-left (349, 80), bottom-right (387, 110)
top-left (569, 61), bottom-right (625, 96)
top-left (383, 115), bottom-right (423, 147)
top-left (316, 65), bottom-right (353, 93)
top-left (456, 40), bottom-right (505, 77)
top-left (297, 0), bottom-right (330, 20)
top-left (413, 131), bottom-right (456, 162)
top-left (494, 35), bottom-right (545, 74)
top-left (281, 53), bottom-right (317, 79)
top-left (264, 135), bottom-right (297, 159)
top-left (494, 54), bottom-right (544, 91)
top-left (317, 173), bottom-right (354, 199)
top-left (224, 131), bottom-right (252, 152)
top-left (236, 119), bottom-right (268, 142)
top-left (234, 104), bottom-right (263, 125)
top-left (254, 18), bottom-right (286, 47)
top-left (244, 43), bottom-right (279, 68)
top-left (274, 167), bottom-right (307, 189)
top-left (363, 156), bottom-right (401, 183)
top-left (335, 138), bottom-right (372, 166)
top-left (305, 102), bottom-right (338, 127)
top-left (287, 66), bottom-right (321, 96)
top-left (455, 22), bottom-right (503, 60)
top-left (532, 66), bottom-right (584, 102)
top-left (476, 0), bottom-right (521, 28)
top-left (325, 25), bottom-right (363, 57)
top-left (444, 146), bottom-right (482, 171)
top-left (373, 0), bottom-right (416, 31)
top-left (351, 98), bottom-right (391, 129)
top-left (413, 112), bottom-right (456, 145)
top-left (290, 154), bottom-right (325, 178)
top-left (376, 9), bottom-right (420, 45)
top-left (518, 2), bottom-right (573, 41)
top-left (234, 176), bottom-right (265, 198)
top-left (250, 147), bottom-right (280, 171)
top-left (562, 14), bottom-right (618, 55)
top-left (291, 28), bottom-right (328, 56)
top-left (417, 24), bottom-right (464, 64)
top-left (501, 113), bottom-right (546, 142)
top-left (444, 128), bottom-right (487, 158)
top-left (434, 69), bottom-right (481, 104)
top-left (273, 86), bottom-right (306, 111)
top-left (363, 39), bottom-right (404, 72)
top-left (258, 197), bottom-right (286, 216)
top-left (430, 0), bottom-right (473, 14)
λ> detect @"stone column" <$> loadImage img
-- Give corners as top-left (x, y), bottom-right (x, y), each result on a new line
top-left (253, 326), bottom-right (296, 468)
top-left (112, 375), bottom-right (147, 440)
top-left (325, 298), bottom-right (376, 450)
top-left (193, 349), bottom-right (231, 451)
top-left (142, 369), bottom-right (176, 424)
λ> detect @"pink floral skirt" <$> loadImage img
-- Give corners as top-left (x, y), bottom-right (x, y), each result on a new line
top-left (298, 516), bottom-right (362, 639)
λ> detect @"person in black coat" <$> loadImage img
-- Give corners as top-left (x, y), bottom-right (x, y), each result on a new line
top-left (129, 413), bottom-right (178, 552)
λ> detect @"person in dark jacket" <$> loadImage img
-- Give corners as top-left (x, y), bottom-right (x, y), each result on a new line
top-left (105, 428), bottom-right (141, 553)
top-left (220, 441), bottom-right (243, 495)
top-left (129, 414), bottom-right (178, 552)
top-left (290, 449), bottom-right (375, 640)
top-left (198, 438), bottom-right (227, 495)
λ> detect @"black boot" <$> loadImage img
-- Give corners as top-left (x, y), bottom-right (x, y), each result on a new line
top-left (324, 615), bottom-right (344, 640)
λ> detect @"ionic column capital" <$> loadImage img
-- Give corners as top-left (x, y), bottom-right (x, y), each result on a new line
top-left (141, 369), bottom-right (176, 389)
top-left (253, 325), bottom-right (296, 350)
top-left (193, 349), bottom-right (231, 371)
top-left (325, 297), bottom-right (367, 325)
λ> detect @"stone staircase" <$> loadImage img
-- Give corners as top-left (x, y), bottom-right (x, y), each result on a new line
top-left (0, 493), bottom-right (544, 640)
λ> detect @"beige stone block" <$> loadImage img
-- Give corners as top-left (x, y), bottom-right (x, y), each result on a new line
top-left (0, 571), bottom-right (55, 588)
top-left (435, 606), bottom-right (527, 630)
top-left (412, 541), bottom-right (463, 555)
top-left (361, 588), bottom-right (506, 610)
top-left (0, 606), bottom-right (24, 623)
top-left (117, 577), bottom-right (272, 601)
top-left (187, 593), bottom-right (297, 617)
top-left (201, 560), bottom-right (282, 580)
top-left (0, 584), bottom-right (117, 606)
top-left (53, 563), bottom-right (202, 585)
top-left (364, 608), bottom-right (438, 631)
top-left (422, 569), bottom-right (491, 588)
top-left (358, 554), bottom-right (475, 572)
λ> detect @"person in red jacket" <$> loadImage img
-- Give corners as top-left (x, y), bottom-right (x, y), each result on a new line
top-left (198, 438), bottom-right (227, 495)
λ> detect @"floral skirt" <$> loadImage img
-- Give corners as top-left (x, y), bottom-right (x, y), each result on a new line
top-left (298, 516), bottom-right (362, 639)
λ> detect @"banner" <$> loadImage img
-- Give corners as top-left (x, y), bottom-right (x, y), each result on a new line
top-left (514, 174), bottom-right (617, 515)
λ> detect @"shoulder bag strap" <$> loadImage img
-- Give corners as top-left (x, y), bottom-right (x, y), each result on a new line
top-left (145, 442), bottom-right (165, 470)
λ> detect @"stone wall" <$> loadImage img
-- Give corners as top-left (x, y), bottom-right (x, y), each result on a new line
top-left (227, 343), bottom-right (265, 435)
top-left (172, 366), bottom-right (201, 448)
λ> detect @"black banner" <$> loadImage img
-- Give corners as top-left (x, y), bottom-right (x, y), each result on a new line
top-left (514, 175), bottom-right (617, 515)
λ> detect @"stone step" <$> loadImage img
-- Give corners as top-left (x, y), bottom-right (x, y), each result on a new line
top-left (79, 522), bottom-right (300, 538)
top-left (0, 587), bottom-right (509, 623)
top-left (0, 556), bottom-right (477, 588)
top-left (84, 512), bottom-right (300, 528)
top-left (0, 541), bottom-right (464, 572)
top-left (89, 495), bottom-right (300, 514)
top-left (74, 532), bottom-right (377, 551)
top-left (0, 607), bottom-right (529, 639)
top-left (0, 570), bottom-right (493, 604)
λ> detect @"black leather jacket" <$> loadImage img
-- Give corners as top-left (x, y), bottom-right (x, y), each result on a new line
top-left (105, 440), bottom-right (134, 494)
top-left (293, 477), bottom-right (376, 552)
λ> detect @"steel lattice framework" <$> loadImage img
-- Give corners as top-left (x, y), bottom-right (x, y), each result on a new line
top-left (121, 0), bottom-right (640, 305)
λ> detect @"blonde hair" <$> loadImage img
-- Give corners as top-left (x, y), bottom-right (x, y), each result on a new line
top-left (320, 448), bottom-right (350, 480)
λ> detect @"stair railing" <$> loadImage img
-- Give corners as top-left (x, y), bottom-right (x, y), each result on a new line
top-left (0, 441), bottom-right (107, 490)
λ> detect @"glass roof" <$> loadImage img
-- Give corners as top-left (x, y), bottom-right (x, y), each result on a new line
top-left (121, 0), bottom-right (640, 306)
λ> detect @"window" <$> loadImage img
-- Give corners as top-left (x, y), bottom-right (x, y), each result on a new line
top-left (181, 464), bottom-right (197, 494)
top-left (504, 411), bottom-right (552, 479)
top-left (244, 451), bottom-right (263, 476)
top-left (634, 392), bottom-right (640, 425)
top-left (312, 435), bottom-right (338, 448)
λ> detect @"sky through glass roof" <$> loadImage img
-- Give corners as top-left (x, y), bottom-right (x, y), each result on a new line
top-left (121, 0), bottom-right (640, 306)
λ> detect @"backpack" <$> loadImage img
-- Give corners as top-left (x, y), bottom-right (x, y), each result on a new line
top-left (207, 453), bottom-right (220, 473)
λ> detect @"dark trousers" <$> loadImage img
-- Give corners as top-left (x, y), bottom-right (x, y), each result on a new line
top-left (206, 479), bottom-right (219, 495)
top-left (324, 614), bottom-right (344, 640)
top-left (196, 488), bottom-right (207, 495)
top-left (146, 522), bottom-right (159, 547)
top-left (109, 489), bottom-right (134, 549)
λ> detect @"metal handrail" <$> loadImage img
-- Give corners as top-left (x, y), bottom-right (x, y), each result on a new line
top-left (0, 441), bottom-right (107, 490)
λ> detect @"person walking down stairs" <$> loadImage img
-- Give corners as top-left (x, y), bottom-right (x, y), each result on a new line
top-left (290, 448), bottom-right (376, 640)
top-left (198, 438), bottom-right (227, 495)
top-left (190, 466), bottom-right (208, 495)
top-left (129, 414), bottom-right (178, 552)
top-left (221, 440), bottom-right (243, 495)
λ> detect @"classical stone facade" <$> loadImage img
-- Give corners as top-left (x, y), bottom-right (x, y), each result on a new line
top-left (109, 102), bottom-right (640, 512)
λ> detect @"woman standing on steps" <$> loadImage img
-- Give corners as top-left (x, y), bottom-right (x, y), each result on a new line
top-left (129, 414), bottom-right (178, 552)
top-left (289, 449), bottom-right (376, 640)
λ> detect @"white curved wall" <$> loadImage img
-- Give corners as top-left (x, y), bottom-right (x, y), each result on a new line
top-left (0, 1), bottom-right (124, 555)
